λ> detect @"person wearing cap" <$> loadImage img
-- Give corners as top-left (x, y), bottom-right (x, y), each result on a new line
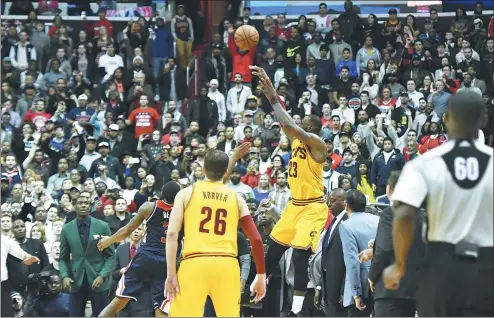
top-left (336, 148), bottom-right (358, 179)
top-left (97, 123), bottom-right (127, 159)
top-left (226, 73), bottom-right (253, 115)
top-left (241, 6), bottom-right (254, 26)
top-left (67, 94), bottom-right (94, 127)
top-left (234, 110), bottom-right (257, 142)
top-left (89, 142), bottom-right (123, 183)
top-left (207, 79), bottom-right (227, 122)
top-left (203, 41), bottom-right (228, 94)
top-left (245, 95), bottom-right (260, 112)
top-left (257, 114), bottom-right (275, 141)
top-left (395, 79), bottom-right (424, 110)
top-left (77, 135), bottom-right (100, 171)
top-left (381, 8), bottom-right (401, 41)
top-left (228, 166), bottom-right (255, 201)
top-left (171, 4), bottom-right (194, 69)
top-left (418, 19), bottom-right (438, 42)
top-left (322, 154), bottom-right (341, 192)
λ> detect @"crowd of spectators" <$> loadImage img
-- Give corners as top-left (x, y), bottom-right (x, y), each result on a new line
top-left (1, 0), bottom-right (494, 316)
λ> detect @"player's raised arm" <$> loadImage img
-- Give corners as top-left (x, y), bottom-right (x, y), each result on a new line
top-left (165, 187), bottom-right (188, 300)
top-left (237, 194), bottom-right (266, 303)
top-left (250, 65), bottom-right (327, 161)
top-left (222, 143), bottom-right (251, 184)
top-left (97, 201), bottom-right (154, 251)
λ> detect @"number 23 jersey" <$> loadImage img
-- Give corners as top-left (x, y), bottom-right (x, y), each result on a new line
top-left (183, 181), bottom-right (239, 259)
top-left (288, 138), bottom-right (325, 201)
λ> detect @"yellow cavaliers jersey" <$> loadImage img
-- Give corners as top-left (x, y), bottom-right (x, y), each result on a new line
top-left (288, 139), bottom-right (325, 203)
top-left (182, 180), bottom-right (239, 259)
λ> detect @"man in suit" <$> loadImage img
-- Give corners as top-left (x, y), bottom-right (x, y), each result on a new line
top-left (111, 225), bottom-right (153, 317)
top-left (7, 219), bottom-right (50, 297)
top-left (313, 188), bottom-right (348, 317)
top-left (340, 189), bottom-right (379, 317)
top-left (59, 192), bottom-right (115, 317)
top-left (368, 171), bottom-right (424, 316)
top-left (216, 126), bottom-right (238, 154)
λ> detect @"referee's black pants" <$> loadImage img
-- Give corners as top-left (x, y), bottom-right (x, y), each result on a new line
top-left (2, 280), bottom-right (15, 317)
top-left (417, 242), bottom-right (493, 317)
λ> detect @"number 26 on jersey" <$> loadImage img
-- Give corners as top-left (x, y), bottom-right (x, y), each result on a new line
top-left (199, 207), bottom-right (227, 235)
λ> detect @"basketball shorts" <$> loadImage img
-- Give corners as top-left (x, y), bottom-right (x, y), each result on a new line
top-left (169, 256), bottom-right (240, 317)
top-left (116, 249), bottom-right (168, 311)
top-left (270, 199), bottom-right (328, 252)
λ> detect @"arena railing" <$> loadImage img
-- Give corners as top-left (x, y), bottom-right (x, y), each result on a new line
top-left (248, 10), bottom-right (494, 20)
top-left (186, 56), bottom-right (199, 97)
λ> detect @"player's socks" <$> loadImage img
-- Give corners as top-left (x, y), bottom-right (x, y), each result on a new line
top-left (291, 295), bottom-right (304, 314)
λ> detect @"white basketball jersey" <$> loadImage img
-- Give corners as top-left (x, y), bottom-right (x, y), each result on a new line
top-left (392, 140), bottom-right (493, 247)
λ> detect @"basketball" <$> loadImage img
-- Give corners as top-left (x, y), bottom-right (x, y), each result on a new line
top-left (234, 25), bottom-right (259, 51)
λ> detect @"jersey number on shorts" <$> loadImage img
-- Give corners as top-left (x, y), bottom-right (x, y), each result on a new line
top-left (199, 207), bottom-right (227, 235)
top-left (288, 161), bottom-right (298, 178)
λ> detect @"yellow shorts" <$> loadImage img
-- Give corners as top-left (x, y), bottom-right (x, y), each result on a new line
top-left (169, 256), bottom-right (240, 317)
top-left (270, 200), bottom-right (328, 252)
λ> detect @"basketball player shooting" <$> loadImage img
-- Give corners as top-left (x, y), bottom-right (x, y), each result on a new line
top-left (250, 65), bottom-right (328, 315)
top-left (165, 148), bottom-right (267, 316)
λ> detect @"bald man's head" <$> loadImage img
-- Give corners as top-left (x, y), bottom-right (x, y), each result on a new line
top-left (445, 91), bottom-right (486, 139)
top-left (328, 188), bottom-right (346, 216)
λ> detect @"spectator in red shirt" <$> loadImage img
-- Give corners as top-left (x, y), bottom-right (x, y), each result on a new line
top-left (126, 95), bottom-right (160, 139)
top-left (161, 125), bottom-right (183, 147)
top-left (48, 15), bottom-right (66, 37)
top-left (93, 8), bottom-right (113, 38)
top-left (241, 126), bottom-right (254, 145)
top-left (488, 16), bottom-right (494, 38)
top-left (241, 159), bottom-right (261, 189)
top-left (23, 99), bottom-right (51, 132)
top-left (325, 139), bottom-right (343, 170)
top-left (419, 122), bottom-right (447, 151)
top-left (227, 26), bottom-right (256, 85)
top-left (275, 13), bottom-right (290, 40)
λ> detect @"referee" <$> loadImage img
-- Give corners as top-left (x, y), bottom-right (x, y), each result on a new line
top-left (382, 91), bottom-right (493, 317)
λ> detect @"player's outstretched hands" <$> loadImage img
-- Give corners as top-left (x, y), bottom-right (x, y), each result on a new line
top-left (232, 142), bottom-right (251, 161)
top-left (250, 273), bottom-right (266, 303)
top-left (249, 66), bottom-right (276, 99)
top-left (165, 275), bottom-right (180, 301)
top-left (97, 236), bottom-right (112, 251)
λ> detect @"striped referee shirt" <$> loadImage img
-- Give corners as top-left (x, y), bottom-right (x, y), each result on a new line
top-left (392, 139), bottom-right (493, 247)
